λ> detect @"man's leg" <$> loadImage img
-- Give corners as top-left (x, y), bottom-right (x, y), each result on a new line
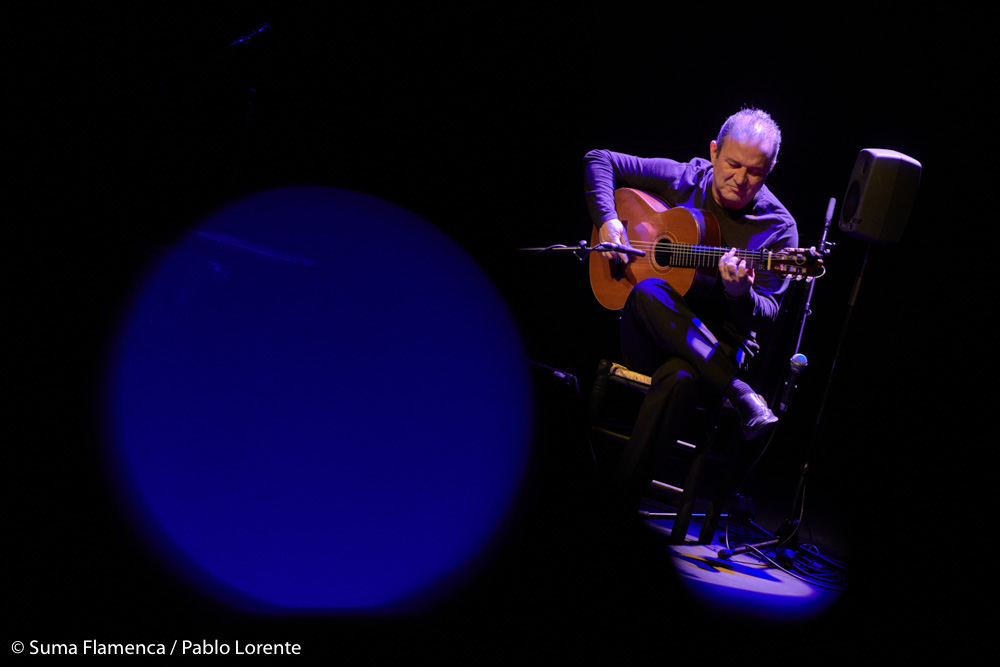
top-left (620, 279), bottom-right (738, 393)
top-left (620, 278), bottom-right (777, 440)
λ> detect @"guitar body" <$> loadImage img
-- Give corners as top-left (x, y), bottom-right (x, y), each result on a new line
top-left (589, 188), bottom-right (721, 310)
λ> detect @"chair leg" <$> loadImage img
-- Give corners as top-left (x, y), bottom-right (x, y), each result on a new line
top-left (587, 360), bottom-right (616, 475)
top-left (670, 501), bottom-right (694, 545)
top-left (698, 500), bottom-right (721, 544)
top-left (669, 443), bottom-right (711, 544)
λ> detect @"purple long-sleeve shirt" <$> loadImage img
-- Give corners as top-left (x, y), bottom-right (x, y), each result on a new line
top-left (583, 148), bottom-right (799, 339)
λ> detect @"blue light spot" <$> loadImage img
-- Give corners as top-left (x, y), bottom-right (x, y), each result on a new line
top-left (102, 187), bottom-right (531, 612)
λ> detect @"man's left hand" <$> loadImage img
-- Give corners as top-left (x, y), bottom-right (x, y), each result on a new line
top-left (719, 248), bottom-right (754, 297)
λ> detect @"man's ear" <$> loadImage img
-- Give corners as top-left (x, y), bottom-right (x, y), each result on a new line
top-left (709, 140), bottom-right (718, 161)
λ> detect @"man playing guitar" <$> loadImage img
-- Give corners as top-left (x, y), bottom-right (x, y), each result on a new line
top-left (584, 107), bottom-right (800, 514)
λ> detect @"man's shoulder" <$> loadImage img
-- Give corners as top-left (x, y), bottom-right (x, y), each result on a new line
top-left (653, 156), bottom-right (712, 189)
top-left (746, 186), bottom-right (798, 248)
top-left (687, 156), bottom-right (712, 170)
top-left (753, 185), bottom-right (795, 222)
top-left (662, 155), bottom-right (712, 178)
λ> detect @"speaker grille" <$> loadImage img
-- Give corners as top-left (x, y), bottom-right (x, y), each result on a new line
top-left (838, 148), bottom-right (921, 244)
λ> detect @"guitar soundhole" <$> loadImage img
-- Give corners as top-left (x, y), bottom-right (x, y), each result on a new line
top-left (653, 239), bottom-right (675, 268)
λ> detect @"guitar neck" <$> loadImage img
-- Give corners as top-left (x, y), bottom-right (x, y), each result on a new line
top-left (662, 243), bottom-right (773, 271)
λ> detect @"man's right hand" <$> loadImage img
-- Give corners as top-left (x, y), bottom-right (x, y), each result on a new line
top-left (598, 218), bottom-right (633, 263)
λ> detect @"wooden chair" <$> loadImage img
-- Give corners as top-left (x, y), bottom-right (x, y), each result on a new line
top-left (588, 359), bottom-right (739, 545)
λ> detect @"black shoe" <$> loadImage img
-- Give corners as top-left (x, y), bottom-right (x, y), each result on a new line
top-left (732, 392), bottom-right (778, 439)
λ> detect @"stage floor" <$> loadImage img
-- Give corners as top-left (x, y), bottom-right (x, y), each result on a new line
top-left (636, 496), bottom-right (845, 625)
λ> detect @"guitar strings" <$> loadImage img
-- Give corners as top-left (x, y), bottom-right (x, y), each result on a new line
top-left (610, 239), bottom-right (770, 267)
top-left (616, 239), bottom-right (764, 253)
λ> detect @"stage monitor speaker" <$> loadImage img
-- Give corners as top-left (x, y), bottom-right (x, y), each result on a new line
top-left (839, 148), bottom-right (921, 244)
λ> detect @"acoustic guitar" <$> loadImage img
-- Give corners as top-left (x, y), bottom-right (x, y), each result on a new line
top-left (589, 188), bottom-right (824, 310)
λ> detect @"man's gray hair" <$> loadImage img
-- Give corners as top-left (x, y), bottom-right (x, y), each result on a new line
top-left (716, 107), bottom-right (782, 167)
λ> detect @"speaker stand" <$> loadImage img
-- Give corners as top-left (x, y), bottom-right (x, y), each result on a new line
top-left (718, 200), bottom-right (853, 582)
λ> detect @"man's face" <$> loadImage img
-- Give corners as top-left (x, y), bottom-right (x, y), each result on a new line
top-left (709, 138), bottom-right (773, 210)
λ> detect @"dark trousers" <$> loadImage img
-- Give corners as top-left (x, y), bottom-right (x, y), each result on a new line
top-left (611, 279), bottom-right (742, 509)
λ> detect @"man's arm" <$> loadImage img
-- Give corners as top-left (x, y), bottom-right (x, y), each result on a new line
top-left (583, 149), bottom-right (704, 263)
top-left (722, 222), bottom-right (799, 333)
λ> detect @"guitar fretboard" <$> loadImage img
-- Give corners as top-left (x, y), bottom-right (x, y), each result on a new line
top-left (655, 242), bottom-right (771, 270)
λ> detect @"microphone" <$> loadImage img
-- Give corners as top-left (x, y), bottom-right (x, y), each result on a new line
top-left (777, 353), bottom-right (808, 415)
top-left (596, 242), bottom-right (646, 257)
top-left (230, 23), bottom-right (272, 47)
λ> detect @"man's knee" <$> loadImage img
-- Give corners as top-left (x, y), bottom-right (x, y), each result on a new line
top-left (627, 278), bottom-right (685, 321)
top-left (650, 358), bottom-right (698, 388)
top-left (630, 278), bottom-right (674, 303)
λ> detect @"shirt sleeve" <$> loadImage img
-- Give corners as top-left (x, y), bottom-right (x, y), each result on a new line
top-left (725, 218), bottom-right (799, 333)
top-left (583, 149), bottom-right (709, 227)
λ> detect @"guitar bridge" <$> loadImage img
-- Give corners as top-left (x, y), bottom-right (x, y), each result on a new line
top-left (610, 258), bottom-right (628, 280)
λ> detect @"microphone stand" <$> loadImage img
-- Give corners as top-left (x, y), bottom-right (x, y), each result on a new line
top-left (718, 198), bottom-right (846, 576)
top-left (518, 240), bottom-right (646, 261)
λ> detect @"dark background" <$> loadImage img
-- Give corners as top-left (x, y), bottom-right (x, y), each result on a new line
top-left (10, 5), bottom-right (993, 659)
